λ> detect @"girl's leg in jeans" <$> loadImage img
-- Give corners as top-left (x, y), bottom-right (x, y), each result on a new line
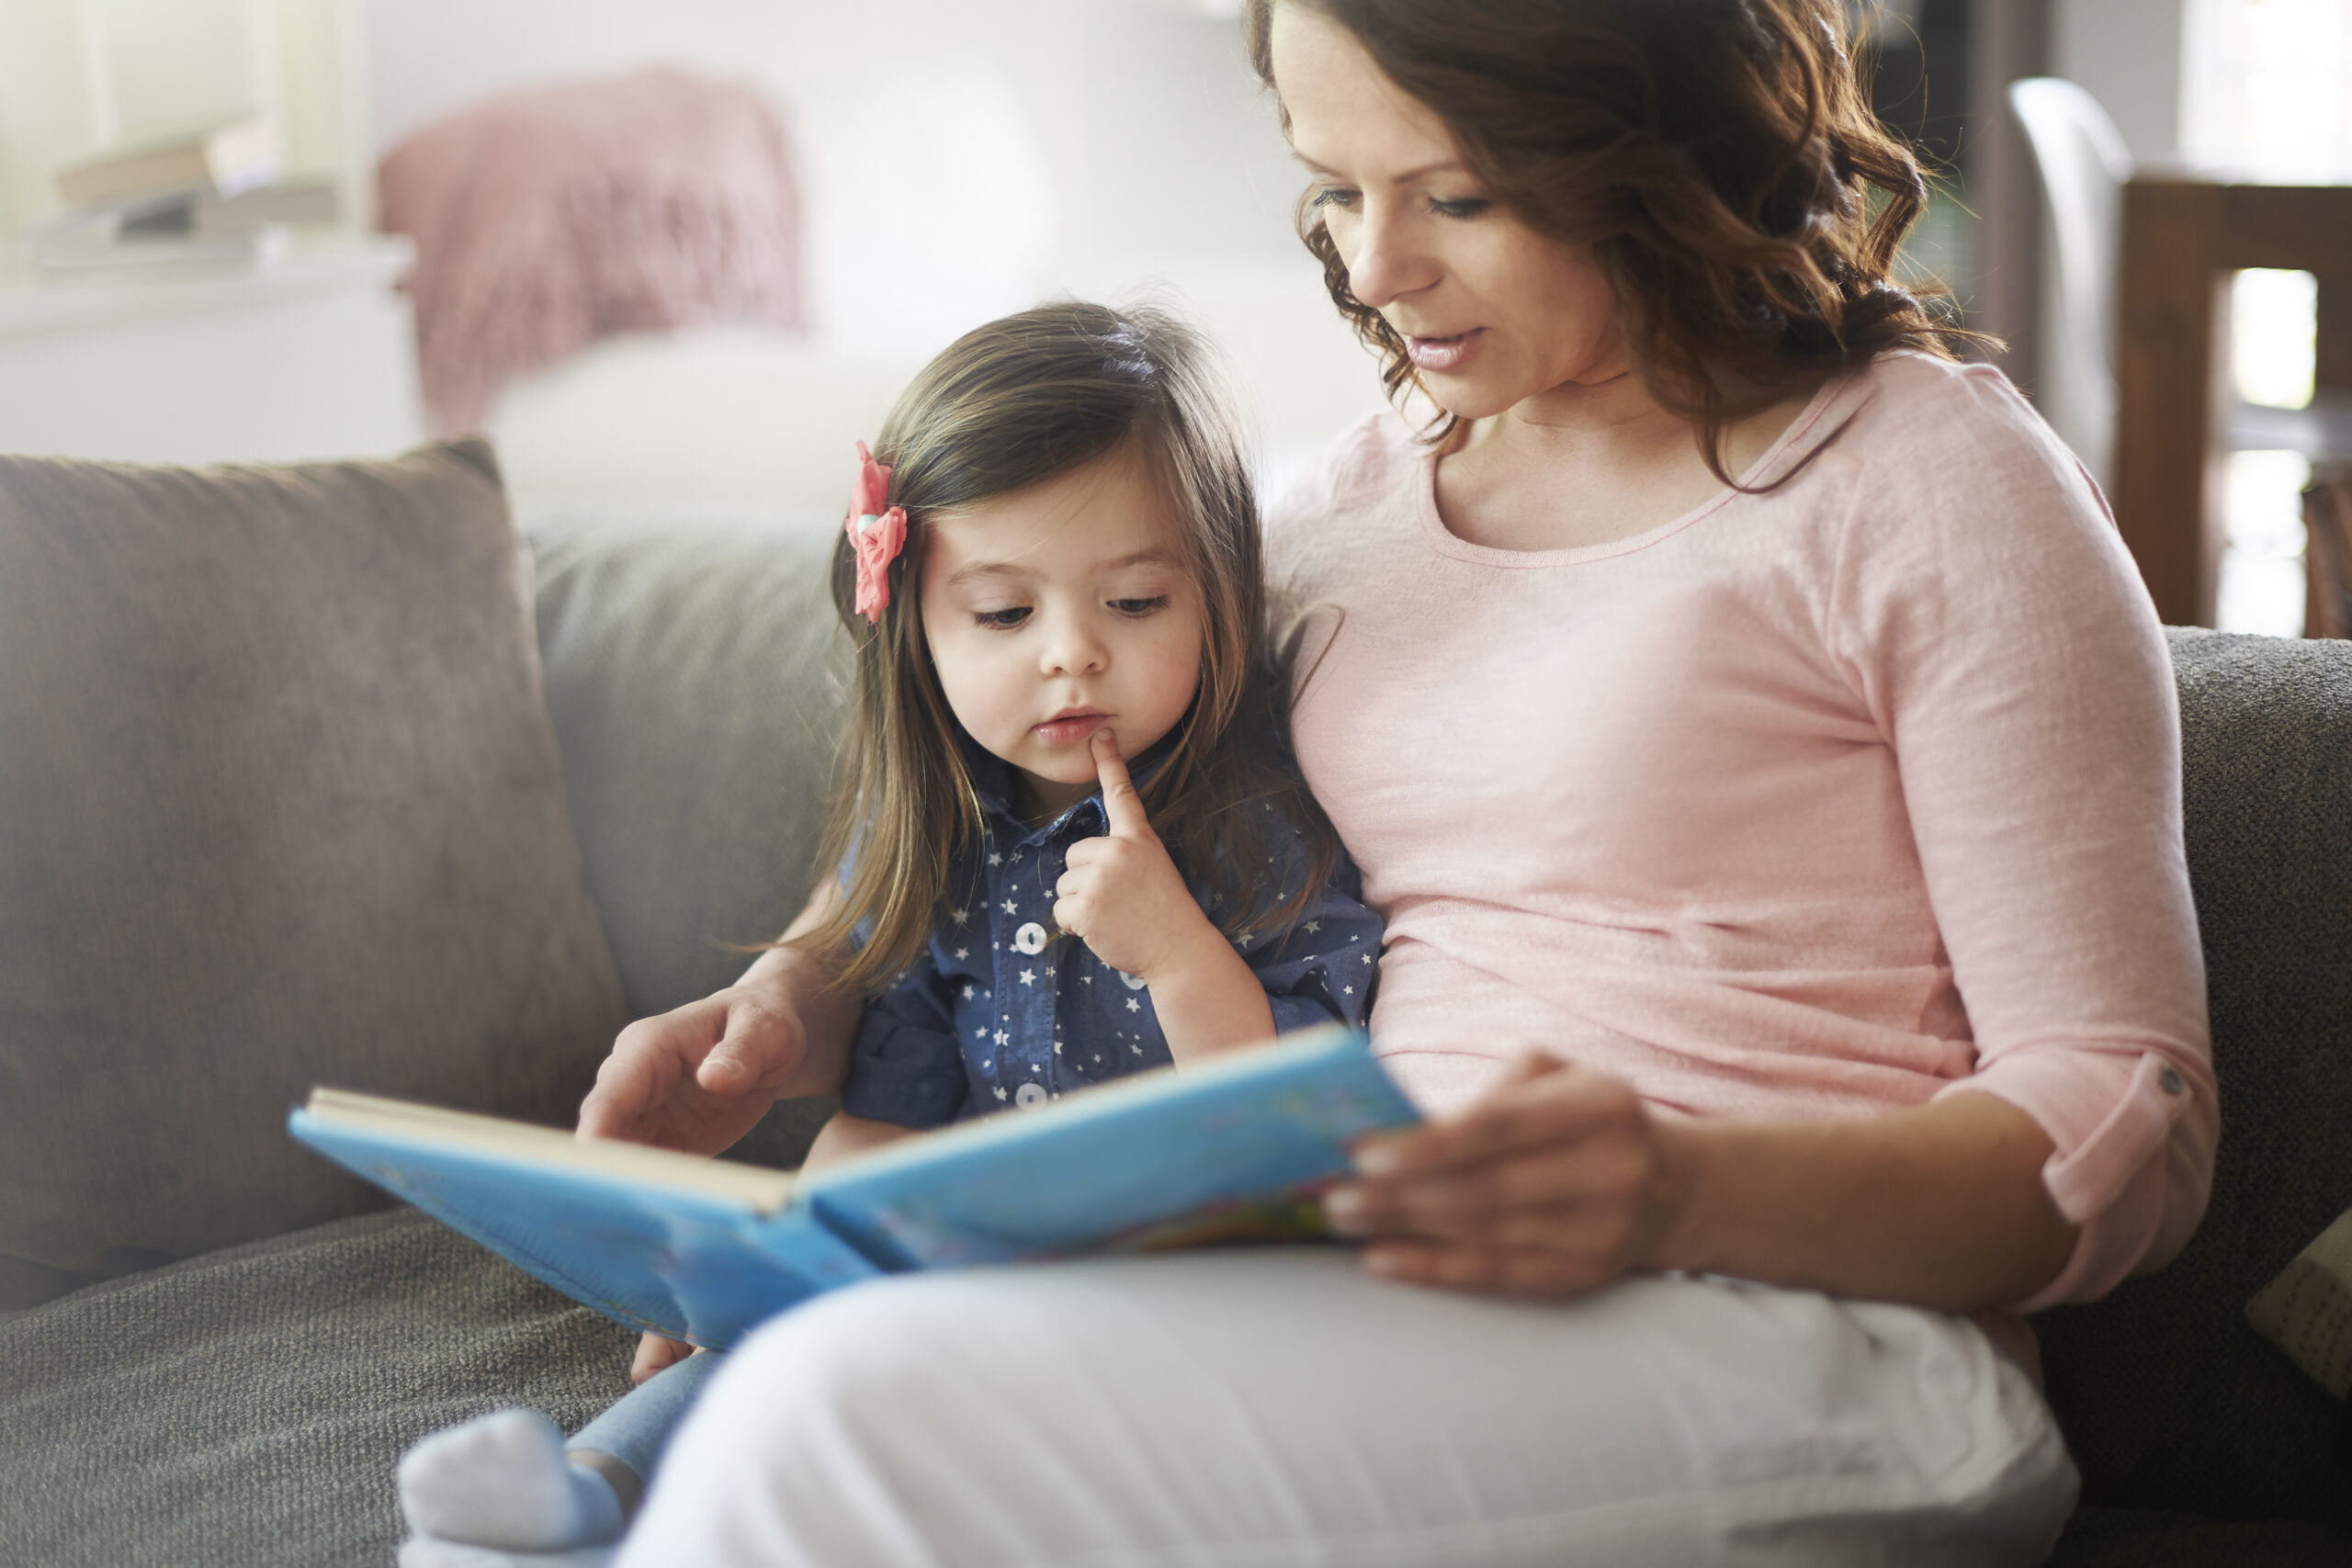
top-left (400, 1351), bottom-right (720, 1558)
top-left (619, 1250), bottom-right (2078, 1568)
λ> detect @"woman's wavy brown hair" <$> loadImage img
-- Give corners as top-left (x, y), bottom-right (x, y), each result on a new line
top-left (1243, 0), bottom-right (1973, 481)
top-left (792, 299), bottom-right (1340, 995)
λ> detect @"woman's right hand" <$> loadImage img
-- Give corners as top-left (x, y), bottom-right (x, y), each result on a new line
top-left (576, 983), bottom-right (811, 1156)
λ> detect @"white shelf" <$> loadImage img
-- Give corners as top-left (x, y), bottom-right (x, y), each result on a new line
top-left (0, 234), bottom-right (425, 467)
top-left (0, 236), bottom-right (413, 342)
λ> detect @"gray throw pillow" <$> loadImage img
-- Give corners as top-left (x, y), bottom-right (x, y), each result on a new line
top-left (526, 508), bottom-right (851, 1170)
top-left (0, 441), bottom-right (630, 1309)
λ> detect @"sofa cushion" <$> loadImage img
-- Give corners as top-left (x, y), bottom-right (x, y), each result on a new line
top-left (526, 508), bottom-right (851, 1168)
top-left (2035, 628), bottom-right (2352, 1523)
top-left (0, 1210), bottom-right (633, 1568)
top-left (0, 443), bottom-right (630, 1309)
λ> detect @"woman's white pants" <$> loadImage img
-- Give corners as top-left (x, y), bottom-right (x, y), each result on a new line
top-left (616, 1249), bottom-right (2077, 1568)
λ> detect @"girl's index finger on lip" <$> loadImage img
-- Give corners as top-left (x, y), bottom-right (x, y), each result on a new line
top-left (1091, 729), bottom-right (1152, 837)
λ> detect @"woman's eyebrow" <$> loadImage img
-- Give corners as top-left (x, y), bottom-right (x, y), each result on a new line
top-left (1292, 149), bottom-right (1469, 184)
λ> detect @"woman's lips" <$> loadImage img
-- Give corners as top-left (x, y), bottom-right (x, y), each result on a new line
top-left (1034, 713), bottom-right (1108, 746)
top-left (1404, 328), bottom-right (1484, 373)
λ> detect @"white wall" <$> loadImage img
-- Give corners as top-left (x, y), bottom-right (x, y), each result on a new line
top-left (360, 0), bottom-right (1381, 495)
top-left (358, 0), bottom-right (1309, 297)
top-left (0, 0), bottom-right (105, 236)
top-left (2049, 0), bottom-right (2189, 164)
top-left (0, 0), bottom-right (374, 240)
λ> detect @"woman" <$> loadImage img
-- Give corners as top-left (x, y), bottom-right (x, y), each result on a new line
top-left (583, 2), bottom-right (2214, 1562)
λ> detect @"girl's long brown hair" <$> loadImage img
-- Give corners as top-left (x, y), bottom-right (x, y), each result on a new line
top-left (795, 300), bottom-right (1340, 995)
top-left (1243, 0), bottom-right (1975, 482)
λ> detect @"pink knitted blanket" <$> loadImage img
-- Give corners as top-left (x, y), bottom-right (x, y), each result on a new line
top-left (379, 68), bottom-right (802, 435)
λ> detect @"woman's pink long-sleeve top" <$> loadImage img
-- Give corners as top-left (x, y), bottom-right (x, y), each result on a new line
top-left (1269, 352), bottom-right (2216, 1310)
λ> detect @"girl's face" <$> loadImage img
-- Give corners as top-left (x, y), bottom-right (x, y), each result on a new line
top-left (919, 447), bottom-right (1206, 824)
top-left (1268, 2), bottom-right (1630, 421)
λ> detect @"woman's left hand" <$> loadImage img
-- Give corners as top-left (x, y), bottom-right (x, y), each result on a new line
top-left (1321, 1049), bottom-right (1693, 1295)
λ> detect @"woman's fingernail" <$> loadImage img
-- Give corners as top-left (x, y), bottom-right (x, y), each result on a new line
top-left (1323, 1187), bottom-right (1368, 1235)
top-left (1353, 1141), bottom-right (1401, 1177)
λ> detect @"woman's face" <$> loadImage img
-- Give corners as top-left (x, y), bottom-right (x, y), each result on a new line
top-left (1268, 2), bottom-right (1630, 420)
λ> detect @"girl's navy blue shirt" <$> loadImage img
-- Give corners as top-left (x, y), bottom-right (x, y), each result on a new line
top-left (839, 749), bottom-right (1383, 1128)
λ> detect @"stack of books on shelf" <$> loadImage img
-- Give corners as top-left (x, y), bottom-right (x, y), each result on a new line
top-left (28, 117), bottom-right (340, 280)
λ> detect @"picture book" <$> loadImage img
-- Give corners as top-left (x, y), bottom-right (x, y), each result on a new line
top-left (288, 1025), bottom-right (1418, 1351)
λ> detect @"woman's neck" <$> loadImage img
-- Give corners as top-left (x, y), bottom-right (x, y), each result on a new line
top-left (1433, 372), bottom-right (1818, 555)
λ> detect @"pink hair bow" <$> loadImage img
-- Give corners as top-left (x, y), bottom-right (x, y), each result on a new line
top-left (846, 440), bottom-right (908, 623)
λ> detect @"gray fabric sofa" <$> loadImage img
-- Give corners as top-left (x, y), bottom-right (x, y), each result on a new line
top-left (1, 445), bottom-right (2347, 1566)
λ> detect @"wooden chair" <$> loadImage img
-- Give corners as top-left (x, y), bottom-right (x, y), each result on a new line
top-left (2308, 469), bottom-right (2352, 640)
top-left (2009, 77), bottom-right (2352, 629)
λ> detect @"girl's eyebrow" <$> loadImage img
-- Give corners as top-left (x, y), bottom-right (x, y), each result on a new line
top-left (1097, 548), bottom-right (1180, 572)
top-left (944, 560), bottom-right (1031, 587)
top-left (943, 548), bottom-right (1178, 588)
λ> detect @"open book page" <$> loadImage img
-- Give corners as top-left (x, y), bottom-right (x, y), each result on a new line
top-left (301, 1089), bottom-right (797, 1206)
top-left (290, 1092), bottom-right (874, 1349)
top-left (288, 1028), bottom-right (1417, 1348)
top-left (802, 1025), bottom-right (1419, 1269)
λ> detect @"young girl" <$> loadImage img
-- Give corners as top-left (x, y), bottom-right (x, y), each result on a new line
top-left (395, 299), bottom-right (1382, 1568)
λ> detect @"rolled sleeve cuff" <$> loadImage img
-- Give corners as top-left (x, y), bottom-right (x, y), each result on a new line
top-left (1938, 1042), bottom-right (2218, 1312)
top-left (839, 1020), bottom-right (967, 1130)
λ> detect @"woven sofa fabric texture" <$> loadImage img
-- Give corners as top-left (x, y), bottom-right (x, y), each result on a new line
top-left (526, 508), bottom-right (850, 1168)
top-left (0, 1211), bottom-right (635, 1568)
top-left (2035, 629), bottom-right (2352, 1525)
top-left (0, 442), bottom-right (630, 1310)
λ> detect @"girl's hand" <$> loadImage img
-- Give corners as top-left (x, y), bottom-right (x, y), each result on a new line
top-left (1054, 731), bottom-right (1225, 984)
top-left (631, 1331), bottom-right (695, 1385)
top-left (1320, 1049), bottom-right (1693, 1295)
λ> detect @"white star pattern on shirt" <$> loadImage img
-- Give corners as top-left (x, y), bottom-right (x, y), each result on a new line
top-left (1010, 851), bottom-right (1023, 863)
top-left (994, 1085), bottom-right (1008, 1100)
top-left (961, 985), bottom-right (975, 1000)
top-left (956, 947), bottom-right (968, 960)
top-left (949, 907), bottom-right (969, 926)
top-left (1125, 997), bottom-right (1140, 1012)
top-left (1019, 969), bottom-right (1036, 986)
top-left (994, 1029), bottom-right (1010, 1046)
top-left (1344, 985), bottom-right (1354, 995)
top-left (1305, 920), bottom-right (1320, 933)
top-left (974, 1026), bottom-right (987, 1038)
top-left (988, 852), bottom-right (1002, 867)
top-left (1002, 897), bottom-right (1019, 915)
top-left (1081, 975), bottom-right (1092, 984)
top-left (1362, 953), bottom-right (1373, 964)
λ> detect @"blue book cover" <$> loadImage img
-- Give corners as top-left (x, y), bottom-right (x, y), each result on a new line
top-left (288, 1025), bottom-right (1417, 1349)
